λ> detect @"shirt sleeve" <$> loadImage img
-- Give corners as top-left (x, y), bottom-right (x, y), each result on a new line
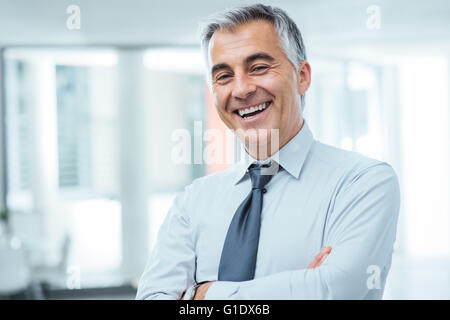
top-left (205, 162), bottom-right (401, 300)
top-left (135, 185), bottom-right (197, 300)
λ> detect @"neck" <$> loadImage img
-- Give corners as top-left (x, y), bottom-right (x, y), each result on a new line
top-left (244, 118), bottom-right (304, 160)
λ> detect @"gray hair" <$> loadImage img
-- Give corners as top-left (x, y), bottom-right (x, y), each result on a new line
top-left (199, 3), bottom-right (307, 109)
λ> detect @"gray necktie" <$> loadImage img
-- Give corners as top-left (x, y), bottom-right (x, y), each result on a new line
top-left (218, 162), bottom-right (273, 281)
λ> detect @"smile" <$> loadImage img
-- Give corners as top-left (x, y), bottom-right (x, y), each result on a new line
top-left (234, 101), bottom-right (271, 120)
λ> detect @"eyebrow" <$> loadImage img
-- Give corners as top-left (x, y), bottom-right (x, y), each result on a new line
top-left (245, 52), bottom-right (275, 65)
top-left (211, 52), bottom-right (275, 77)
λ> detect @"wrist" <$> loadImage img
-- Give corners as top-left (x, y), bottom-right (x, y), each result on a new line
top-left (193, 281), bottom-right (211, 300)
top-left (182, 284), bottom-right (198, 300)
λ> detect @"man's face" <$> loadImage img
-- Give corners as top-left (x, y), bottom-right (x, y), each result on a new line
top-left (208, 20), bottom-right (310, 156)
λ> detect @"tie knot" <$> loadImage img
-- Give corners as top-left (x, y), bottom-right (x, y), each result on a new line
top-left (248, 163), bottom-right (273, 190)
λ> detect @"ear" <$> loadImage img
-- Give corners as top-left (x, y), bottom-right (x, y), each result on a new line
top-left (296, 61), bottom-right (311, 95)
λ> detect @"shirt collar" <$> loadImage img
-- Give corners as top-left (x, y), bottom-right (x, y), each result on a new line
top-left (233, 120), bottom-right (314, 185)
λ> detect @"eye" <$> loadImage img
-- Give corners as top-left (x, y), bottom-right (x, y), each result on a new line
top-left (251, 65), bottom-right (268, 72)
top-left (215, 73), bottom-right (232, 82)
top-left (217, 74), bottom-right (230, 80)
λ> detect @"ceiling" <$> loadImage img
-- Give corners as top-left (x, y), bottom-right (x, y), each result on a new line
top-left (1, 0), bottom-right (449, 57)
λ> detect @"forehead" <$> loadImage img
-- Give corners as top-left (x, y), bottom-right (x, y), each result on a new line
top-left (208, 20), bottom-right (283, 65)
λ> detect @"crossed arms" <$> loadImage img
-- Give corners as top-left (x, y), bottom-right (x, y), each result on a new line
top-left (136, 163), bottom-right (400, 300)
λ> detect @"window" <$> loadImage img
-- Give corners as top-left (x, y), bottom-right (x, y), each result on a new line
top-left (4, 49), bottom-right (121, 284)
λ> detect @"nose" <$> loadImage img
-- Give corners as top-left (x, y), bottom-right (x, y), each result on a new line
top-left (231, 72), bottom-right (256, 100)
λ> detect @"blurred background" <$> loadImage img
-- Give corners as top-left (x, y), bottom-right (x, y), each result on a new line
top-left (0, 0), bottom-right (449, 299)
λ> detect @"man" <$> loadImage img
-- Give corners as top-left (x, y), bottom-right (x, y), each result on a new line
top-left (136, 4), bottom-right (400, 300)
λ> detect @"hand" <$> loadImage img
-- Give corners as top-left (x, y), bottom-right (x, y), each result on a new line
top-left (181, 246), bottom-right (331, 300)
top-left (307, 246), bottom-right (332, 269)
top-left (193, 281), bottom-right (215, 300)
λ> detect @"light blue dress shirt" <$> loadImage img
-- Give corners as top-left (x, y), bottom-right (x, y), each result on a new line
top-left (136, 121), bottom-right (400, 300)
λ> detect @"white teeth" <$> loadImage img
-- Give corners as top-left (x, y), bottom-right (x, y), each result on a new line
top-left (237, 102), bottom-right (270, 117)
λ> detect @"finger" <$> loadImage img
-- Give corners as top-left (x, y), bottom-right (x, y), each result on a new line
top-left (307, 254), bottom-right (322, 269)
top-left (316, 246), bottom-right (332, 267)
top-left (307, 248), bottom-right (326, 269)
top-left (307, 246), bottom-right (332, 269)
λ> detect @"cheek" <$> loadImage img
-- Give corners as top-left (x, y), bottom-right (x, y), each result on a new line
top-left (256, 73), bottom-right (287, 104)
top-left (266, 73), bottom-right (296, 106)
top-left (258, 75), bottom-right (281, 93)
top-left (212, 89), bottom-right (228, 114)
top-left (212, 92), bottom-right (219, 107)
